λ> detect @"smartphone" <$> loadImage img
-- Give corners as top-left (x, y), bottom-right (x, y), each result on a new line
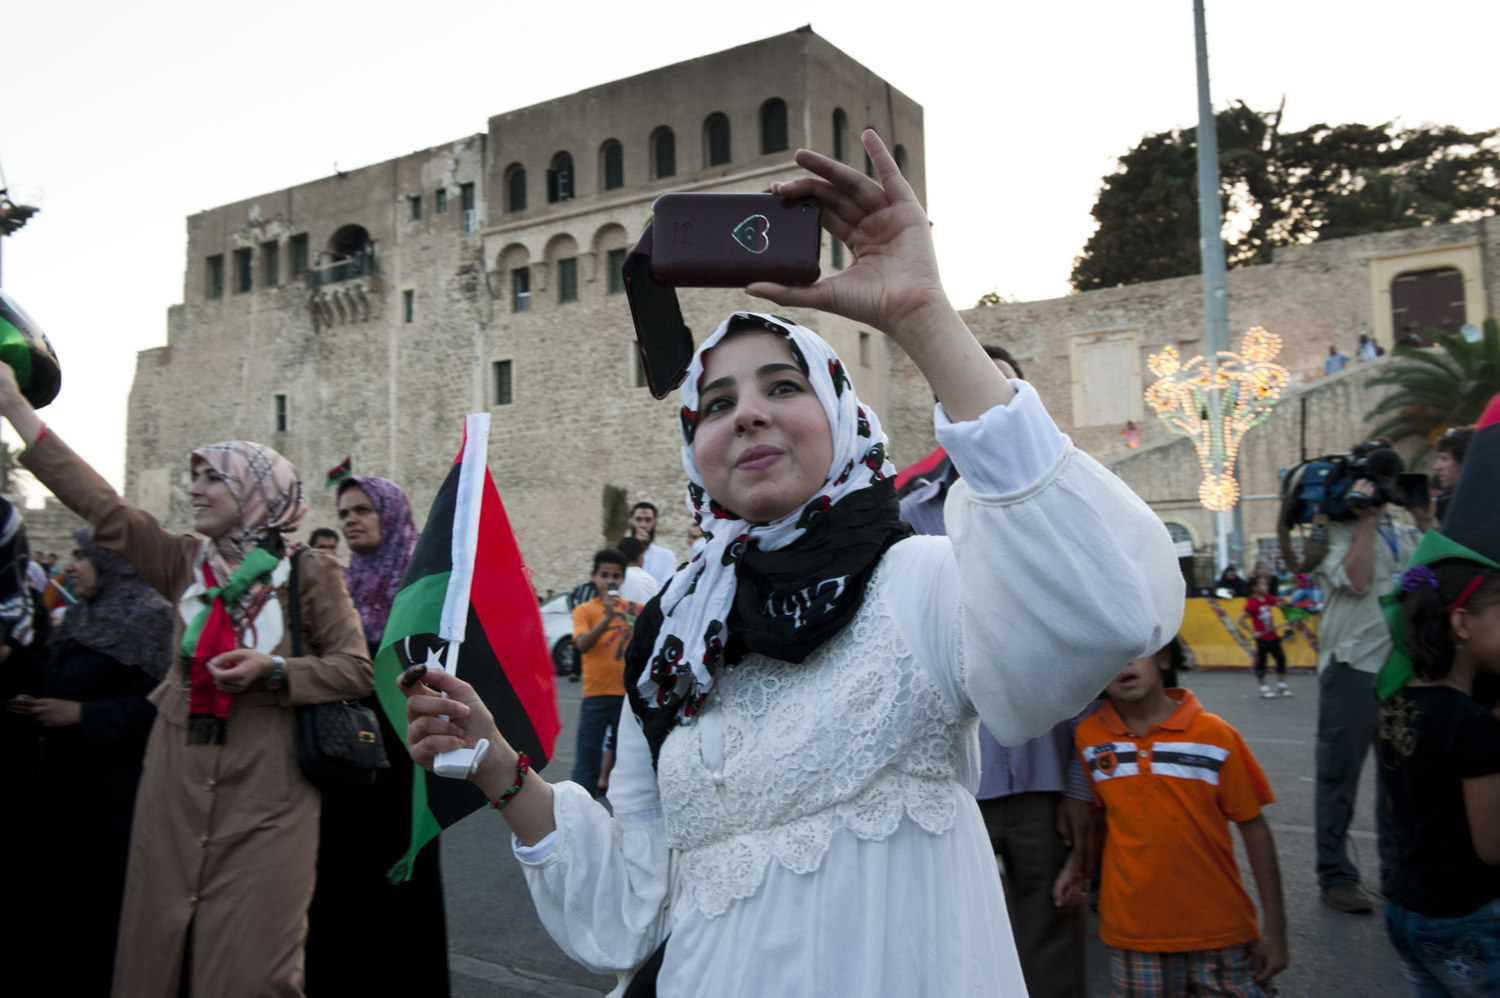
top-left (648, 193), bottom-right (822, 287)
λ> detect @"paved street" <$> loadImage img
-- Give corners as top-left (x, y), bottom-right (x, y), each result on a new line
top-left (440, 668), bottom-right (1404, 997)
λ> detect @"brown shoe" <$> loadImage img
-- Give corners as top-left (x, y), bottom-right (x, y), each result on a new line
top-left (1321, 883), bottom-right (1375, 913)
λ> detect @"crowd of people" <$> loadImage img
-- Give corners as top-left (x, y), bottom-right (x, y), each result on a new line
top-left (0, 127), bottom-right (1493, 998)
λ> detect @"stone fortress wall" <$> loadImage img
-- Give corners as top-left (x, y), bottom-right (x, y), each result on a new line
top-left (125, 29), bottom-right (925, 593)
top-left (125, 26), bottom-right (1497, 592)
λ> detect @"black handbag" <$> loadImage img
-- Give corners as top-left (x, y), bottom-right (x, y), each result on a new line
top-left (287, 550), bottom-right (389, 788)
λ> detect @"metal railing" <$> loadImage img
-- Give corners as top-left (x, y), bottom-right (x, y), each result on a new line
top-left (305, 248), bottom-right (377, 288)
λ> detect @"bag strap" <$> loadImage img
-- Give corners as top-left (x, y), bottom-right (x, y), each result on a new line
top-left (288, 548), bottom-right (304, 658)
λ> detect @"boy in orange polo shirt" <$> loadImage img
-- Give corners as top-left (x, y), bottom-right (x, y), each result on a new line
top-left (569, 549), bottom-right (639, 796)
top-left (1055, 644), bottom-right (1288, 996)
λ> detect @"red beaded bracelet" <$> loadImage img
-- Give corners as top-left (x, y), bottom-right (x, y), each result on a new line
top-left (487, 753), bottom-right (531, 811)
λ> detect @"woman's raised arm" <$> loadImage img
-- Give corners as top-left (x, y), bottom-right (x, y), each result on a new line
top-left (0, 364), bottom-right (196, 600)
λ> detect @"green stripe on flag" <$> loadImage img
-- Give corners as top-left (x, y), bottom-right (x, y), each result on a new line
top-left (0, 316), bottom-right (33, 389)
top-left (373, 571), bottom-right (451, 882)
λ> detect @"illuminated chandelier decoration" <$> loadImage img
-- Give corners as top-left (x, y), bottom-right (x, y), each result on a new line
top-left (1144, 326), bottom-right (1288, 511)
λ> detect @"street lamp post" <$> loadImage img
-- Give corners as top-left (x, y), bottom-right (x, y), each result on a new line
top-left (1192, 0), bottom-right (1245, 576)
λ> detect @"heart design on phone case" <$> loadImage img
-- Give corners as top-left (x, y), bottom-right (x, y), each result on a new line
top-left (731, 214), bottom-right (770, 254)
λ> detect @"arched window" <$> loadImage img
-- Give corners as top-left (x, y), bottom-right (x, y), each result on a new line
top-left (327, 224), bottom-right (371, 260)
top-left (760, 98), bottom-right (788, 155)
top-left (893, 145), bottom-right (908, 173)
top-left (504, 163), bottom-right (526, 212)
top-left (600, 140), bottom-right (624, 191)
top-left (831, 108), bottom-right (847, 162)
top-left (704, 113), bottom-right (731, 167)
top-left (547, 152), bottom-right (573, 203)
top-left (652, 127), bottom-right (676, 179)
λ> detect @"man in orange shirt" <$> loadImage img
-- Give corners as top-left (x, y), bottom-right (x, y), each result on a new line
top-left (1055, 645), bottom-right (1288, 996)
top-left (569, 549), bottom-right (638, 796)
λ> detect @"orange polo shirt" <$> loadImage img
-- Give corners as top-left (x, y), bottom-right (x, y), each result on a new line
top-left (1076, 688), bottom-right (1274, 952)
top-left (572, 598), bottom-right (638, 698)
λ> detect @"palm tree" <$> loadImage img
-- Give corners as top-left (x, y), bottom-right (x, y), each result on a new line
top-left (1365, 317), bottom-right (1500, 453)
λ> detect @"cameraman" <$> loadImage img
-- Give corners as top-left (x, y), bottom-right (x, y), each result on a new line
top-left (1313, 463), bottom-right (1421, 913)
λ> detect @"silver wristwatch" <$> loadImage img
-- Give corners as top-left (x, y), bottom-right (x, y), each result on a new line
top-left (267, 654), bottom-right (286, 691)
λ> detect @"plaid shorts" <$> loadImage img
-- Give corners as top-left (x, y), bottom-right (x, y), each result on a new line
top-left (1108, 944), bottom-right (1268, 997)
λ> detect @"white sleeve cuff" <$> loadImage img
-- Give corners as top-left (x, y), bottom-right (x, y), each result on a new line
top-left (513, 829), bottom-right (558, 865)
top-left (934, 380), bottom-right (1069, 495)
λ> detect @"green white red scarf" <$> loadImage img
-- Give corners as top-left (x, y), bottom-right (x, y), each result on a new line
top-left (181, 546), bottom-right (280, 744)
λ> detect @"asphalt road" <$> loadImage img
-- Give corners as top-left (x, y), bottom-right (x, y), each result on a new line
top-left (439, 669), bottom-right (1405, 997)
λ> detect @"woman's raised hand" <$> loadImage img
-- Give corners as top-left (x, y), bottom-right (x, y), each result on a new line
top-left (399, 663), bottom-right (502, 773)
top-left (749, 129), bottom-right (948, 347)
top-left (0, 362), bottom-right (43, 446)
top-left (754, 129), bottom-right (1014, 422)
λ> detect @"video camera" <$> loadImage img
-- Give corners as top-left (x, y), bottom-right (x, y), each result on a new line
top-left (1281, 443), bottom-right (1427, 526)
top-left (1277, 443), bottom-right (1428, 573)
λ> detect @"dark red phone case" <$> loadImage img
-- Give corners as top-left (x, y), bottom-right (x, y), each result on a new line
top-left (647, 193), bottom-right (821, 287)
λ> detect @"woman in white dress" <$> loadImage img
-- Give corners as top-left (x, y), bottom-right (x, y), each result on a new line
top-left (401, 130), bottom-right (1184, 996)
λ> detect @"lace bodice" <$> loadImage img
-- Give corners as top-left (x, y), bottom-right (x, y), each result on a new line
top-left (657, 559), bottom-right (974, 917)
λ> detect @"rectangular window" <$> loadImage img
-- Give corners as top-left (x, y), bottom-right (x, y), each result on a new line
top-left (493, 360), bottom-right (513, 406)
top-left (262, 241), bottom-right (280, 287)
top-left (607, 248), bottom-right (626, 294)
top-left (274, 394), bottom-right (287, 432)
top-left (557, 257), bottom-right (577, 303)
top-left (511, 267), bottom-right (530, 311)
top-left (408, 195), bottom-right (422, 220)
top-left (460, 183), bottom-right (477, 233)
top-left (235, 248), bottom-right (252, 293)
top-left (403, 290), bottom-right (415, 323)
top-left (291, 234), bottom-right (309, 276)
top-left (435, 188), bottom-right (448, 213)
top-left (859, 331), bottom-right (870, 367)
top-left (207, 255), bottom-right (224, 299)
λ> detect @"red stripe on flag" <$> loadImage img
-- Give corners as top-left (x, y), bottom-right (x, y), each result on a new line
top-left (468, 465), bottom-right (561, 761)
top-left (894, 446), bottom-right (948, 492)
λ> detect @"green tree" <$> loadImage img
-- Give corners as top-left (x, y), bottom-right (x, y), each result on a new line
top-left (1364, 318), bottom-right (1500, 451)
top-left (1070, 108), bottom-right (1500, 291)
top-left (973, 288), bottom-right (1020, 308)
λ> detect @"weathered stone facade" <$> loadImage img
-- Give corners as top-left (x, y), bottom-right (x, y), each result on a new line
top-left (125, 25), bottom-right (1495, 594)
top-left (125, 29), bottom-right (925, 593)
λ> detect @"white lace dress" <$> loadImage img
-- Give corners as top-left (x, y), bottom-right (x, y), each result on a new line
top-left (515, 383), bottom-right (1184, 996)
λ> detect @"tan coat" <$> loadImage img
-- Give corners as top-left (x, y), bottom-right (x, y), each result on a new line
top-left (23, 433), bottom-right (372, 998)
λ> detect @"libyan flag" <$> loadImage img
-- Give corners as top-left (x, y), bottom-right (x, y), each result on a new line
top-left (375, 413), bottom-right (561, 881)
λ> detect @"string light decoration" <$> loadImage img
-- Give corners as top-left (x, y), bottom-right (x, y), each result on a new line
top-left (1144, 326), bottom-right (1288, 511)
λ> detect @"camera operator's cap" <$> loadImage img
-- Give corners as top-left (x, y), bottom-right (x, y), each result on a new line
top-left (0, 289), bottom-right (61, 409)
top-left (1376, 389), bottom-right (1500, 700)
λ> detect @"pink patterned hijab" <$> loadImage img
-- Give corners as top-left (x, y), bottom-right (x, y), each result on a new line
top-left (338, 476), bottom-right (418, 643)
top-left (190, 441), bottom-right (307, 584)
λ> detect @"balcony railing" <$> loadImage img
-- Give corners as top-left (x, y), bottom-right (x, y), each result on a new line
top-left (305, 247), bottom-right (377, 288)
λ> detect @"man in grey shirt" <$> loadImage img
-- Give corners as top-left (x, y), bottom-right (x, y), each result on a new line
top-left (1313, 470), bottom-right (1421, 912)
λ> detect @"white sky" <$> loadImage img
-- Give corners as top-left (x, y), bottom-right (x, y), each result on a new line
top-left (3, 0), bottom-right (1496, 491)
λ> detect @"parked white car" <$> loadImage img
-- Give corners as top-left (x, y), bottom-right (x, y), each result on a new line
top-left (539, 591), bottom-right (582, 676)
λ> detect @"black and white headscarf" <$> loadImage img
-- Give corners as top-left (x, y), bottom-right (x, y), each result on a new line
top-left (631, 312), bottom-right (909, 738)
